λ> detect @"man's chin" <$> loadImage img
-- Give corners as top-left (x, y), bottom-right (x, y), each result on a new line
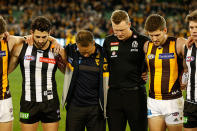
top-left (153, 43), bottom-right (160, 46)
top-left (117, 37), bottom-right (124, 40)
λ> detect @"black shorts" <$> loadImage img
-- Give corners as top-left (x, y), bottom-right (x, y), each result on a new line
top-left (20, 98), bottom-right (60, 124)
top-left (183, 101), bottom-right (197, 128)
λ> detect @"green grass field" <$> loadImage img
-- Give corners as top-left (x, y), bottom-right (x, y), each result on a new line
top-left (9, 67), bottom-right (185, 131)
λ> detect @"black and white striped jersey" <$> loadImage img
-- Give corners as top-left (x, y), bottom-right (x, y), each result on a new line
top-left (185, 45), bottom-right (197, 104)
top-left (19, 43), bottom-right (58, 102)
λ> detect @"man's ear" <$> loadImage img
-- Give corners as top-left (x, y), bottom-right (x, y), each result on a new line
top-left (163, 27), bottom-right (167, 33)
top-left (128, 22), bottom-right (131, 28)
top-left (93, 40), bottom-right (95, 45)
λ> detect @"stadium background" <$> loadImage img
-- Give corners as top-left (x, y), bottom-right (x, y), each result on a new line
top-left (1, 0), bottom-right (193, 130)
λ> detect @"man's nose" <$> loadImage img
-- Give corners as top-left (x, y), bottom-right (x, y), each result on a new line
top-left (38, 39), bottom-right (44, 43)
top-left (152, 36), bottom-right (157, 42)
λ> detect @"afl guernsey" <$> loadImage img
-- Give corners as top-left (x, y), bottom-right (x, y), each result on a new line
top-left (18, 42), bottom-right (58, 102)
top-left (0, 38), bottom-right (11, 100)
top-left (185, 45), bottom-right (197, 104)
top-left (146, 37), bottom-right (182, 100)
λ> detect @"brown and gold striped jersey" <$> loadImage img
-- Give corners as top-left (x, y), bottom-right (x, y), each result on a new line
top-left (0, 38), bottom-right (11, 100)
top-left (146, 37), bottom-right (182, 100)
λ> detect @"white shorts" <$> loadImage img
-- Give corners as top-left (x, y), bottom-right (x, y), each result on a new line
top-left (0, 97), bottom-right (14, 122)
top-left (147, 97), bottom-right (184, 125)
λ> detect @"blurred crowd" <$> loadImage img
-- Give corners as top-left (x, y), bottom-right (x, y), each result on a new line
top-left (0, 0), bottom-right (196, 44)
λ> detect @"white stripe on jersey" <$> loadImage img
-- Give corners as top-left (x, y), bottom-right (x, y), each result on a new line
top-left (47, 51), bottom-right (55, 100)
top-left (186, 48), bottom-right (192, 101)
top-left (35, 51), bottom-right (43, 102)
top-left (24, 46), bottom-right (33, 101)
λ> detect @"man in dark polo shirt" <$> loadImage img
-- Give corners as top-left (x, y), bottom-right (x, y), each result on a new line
top-left (103, 10), bottom-right (149, 131)
top-left (61, 30), bottom-right (109, 131)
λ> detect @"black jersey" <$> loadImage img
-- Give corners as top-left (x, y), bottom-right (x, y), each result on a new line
top-left (19, 42), bottom-right (58, 102)
top-left (103, 28), bottom-right (149, 89)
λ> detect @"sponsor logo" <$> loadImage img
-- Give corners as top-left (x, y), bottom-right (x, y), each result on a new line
top-left (24, 55), bottom-right (35, 61)
top-left (159, 53), bottom-right (174, 59)
top-left (132, 41), bottom-right (138, 48)
top-left (111, 51), bottom-right (117, 58)
top-left (110, 42), bottom-right (119, 46)
top-left (44, 90), bottom-right (53, 96)
top-left (20, 112), bottom-right (29, 119)
top-left (130, 49), bottom-right (138, 52)
top-left (111, 46), bottom-right (119, 51)
top-left (183, 117), bottom-right (188, 123)
top-left (147, 54), bottom-right (155, 59)
top-left (172, 112), bottom-right (179, 116)
top-left (148, 109), bottom-right (152, 116)
top-left (133, 35), bottom-right (137, 38)
top-left (186, 56), bottom-right (195, 62)
top-left (171, 90), bottom-right (179, 95)
top-left (0, 51), bottom-right (6, 57)
top-left (39, 57), bottom-right (56, 64)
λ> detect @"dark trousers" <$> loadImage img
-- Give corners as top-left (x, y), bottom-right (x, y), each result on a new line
top-left (66, 105), bottom-right (106, 131)
top-left (107, 86), bottom-right (147, 131)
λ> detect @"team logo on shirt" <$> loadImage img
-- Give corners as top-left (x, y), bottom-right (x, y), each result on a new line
top-left (132, 41), bottom-right (138, 48)
top-left (186, 56), bottom-right (195, 62)
top-left (110, 42), bottom-right (119, 46)
top-left (39, 57), bottom-right (56, 64)
top-left (0, 51), bottom-right (6, 57)
top-left (130, 41), bottom-right (138, 52)
top-left (159, 53), bottom-right (174, 59)
top-left (147, 54), bottom-right (155, 59)
top-left (24, 55), bottom-right (35, 61)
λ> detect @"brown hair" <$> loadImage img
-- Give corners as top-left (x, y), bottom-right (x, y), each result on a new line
top-left (76, 30), bottom-right (94, 47)
top-left (186, 10), bottom-right (197, 23)
top-left (111, 10), bottom-right (130, 24)
top-left (31, 16), bottom-right (51, 32)
top-left (0, 16), bottom-right (6, 34)
top-left (145, 14), bottom-right (166, 32)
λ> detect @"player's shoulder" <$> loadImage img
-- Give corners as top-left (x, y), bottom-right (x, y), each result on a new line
top-left (176, 37), bottom-right (187, 46)
top-left (177, 37), bottom-right (187, 42)
top-left (104, 34), bottom-right (117, 41)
